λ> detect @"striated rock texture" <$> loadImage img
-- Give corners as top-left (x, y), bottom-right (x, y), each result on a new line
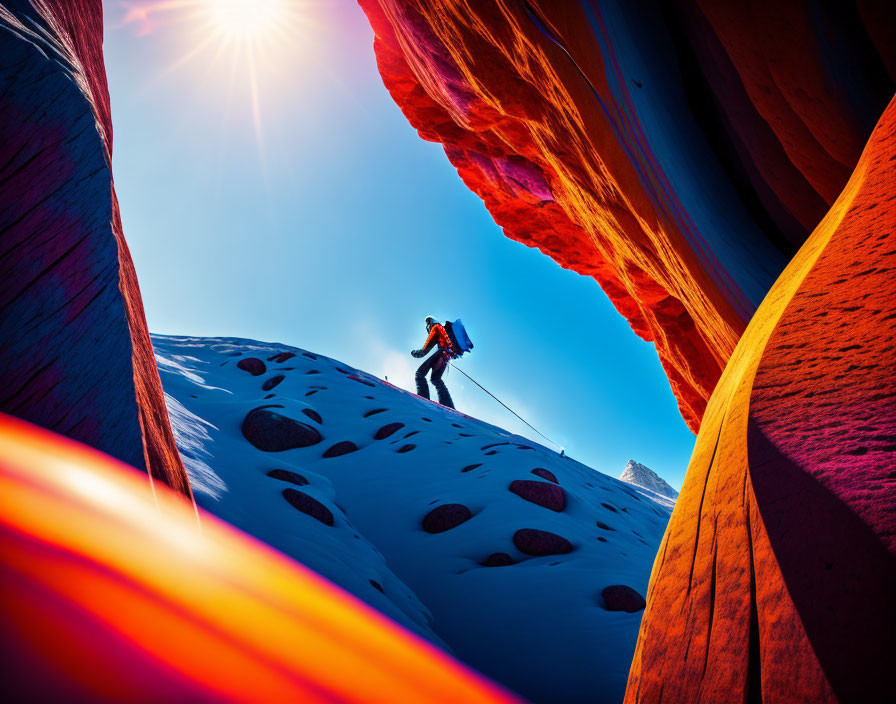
top-left (358, 0), bottom-right (896, 431)
top-left (626, 98), bottom-right (896, 703)
top-left (0, 2), bottom-right (190, 497)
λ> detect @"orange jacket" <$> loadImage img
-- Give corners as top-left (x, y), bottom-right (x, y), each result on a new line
top-left (421, 324), bottom-right (453, 355)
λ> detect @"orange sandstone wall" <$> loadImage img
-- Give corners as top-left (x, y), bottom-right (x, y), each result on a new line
top-left (625, 97), bottom-right (896, 704)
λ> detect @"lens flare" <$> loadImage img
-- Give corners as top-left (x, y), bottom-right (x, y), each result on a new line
top-left (202, 0), bottom-right (284, 42)
top-left (120, 0), bottom-right (312, 161)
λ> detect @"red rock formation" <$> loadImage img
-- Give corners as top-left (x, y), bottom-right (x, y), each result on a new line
top-left (0, 1), bottom-right (191, 498)
top-left (625, 97), bottom-right (896, 704)
top-left (0, 413), bottom-right (518, 703)
top-left (357, 0), bottom-right (896, 431)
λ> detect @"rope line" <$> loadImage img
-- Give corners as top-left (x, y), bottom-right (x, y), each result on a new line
top-left (449, 361), bottom-right (564, 454)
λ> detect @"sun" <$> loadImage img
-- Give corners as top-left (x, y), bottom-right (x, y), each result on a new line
top-left (122, 0), bottom-right (311, 157)
top-left (200, 0), bottom-right (285, 42)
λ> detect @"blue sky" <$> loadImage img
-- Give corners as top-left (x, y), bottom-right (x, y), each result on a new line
top-left (103, 0), bottom-right (695, 488)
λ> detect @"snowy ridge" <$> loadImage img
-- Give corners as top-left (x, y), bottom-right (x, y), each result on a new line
top-left (619, 459), bottom-right (678, 509)
top-left (154, 334), bottom-right (673, 704)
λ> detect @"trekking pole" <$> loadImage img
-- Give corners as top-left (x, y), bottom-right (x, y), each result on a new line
top-left (449, 362), bottom-right (565, 455)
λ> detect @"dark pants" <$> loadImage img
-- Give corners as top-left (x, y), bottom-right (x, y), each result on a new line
top-left (416, 351), bottom-right (454, 408)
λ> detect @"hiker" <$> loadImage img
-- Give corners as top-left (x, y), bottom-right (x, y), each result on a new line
top-left (411, 316), bottom-right (455, 409)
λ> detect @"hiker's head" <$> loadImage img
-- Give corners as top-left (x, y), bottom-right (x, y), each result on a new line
top-left (424, 316), bottom-right (438, 332)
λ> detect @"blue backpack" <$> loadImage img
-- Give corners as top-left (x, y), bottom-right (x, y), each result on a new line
top-left (444, 319), bottom-right (474, 357)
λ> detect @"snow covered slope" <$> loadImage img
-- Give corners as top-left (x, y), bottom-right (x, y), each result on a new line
top-left (618, 460), bottom-right (678, 509)
top-left (154, 335), bottom-right (672, 704)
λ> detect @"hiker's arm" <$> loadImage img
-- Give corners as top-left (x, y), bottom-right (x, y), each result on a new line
top-left (421, 327), bottom-right (439, 354)
top-left (412, 327), bottom-right (439, 357)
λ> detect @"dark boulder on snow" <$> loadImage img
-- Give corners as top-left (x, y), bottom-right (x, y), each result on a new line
top-left (531, 468), bottom-right (558, 484)
top-left (267, 352), bottom-right (296, 363)
top-left (241, 407), bottom-right (322, 451)
top-left (323, 441), bottom-right (359, 458)
top-left (374, 422), bottom-right (404, 439)
top-left (509, 480), bottom-right (566, 512)
top-left (513, 528), bottom-right (574, 556)
top-left (262, 375), bottom-right (285, 391)
top-left (422, 504), bottom-right (473, 533)
top-left (237, 357), bottom-right (267, 376)
top-left (302, 408), bottom-right (322, 424)
top-left (282, 488), bottom-right (334, 526)
top-left (481, 552), bottom-right (516, 567)
top-left (601, 585), bottom-right (646, 613)
top-left (266, 469), bottom-right (309, 486)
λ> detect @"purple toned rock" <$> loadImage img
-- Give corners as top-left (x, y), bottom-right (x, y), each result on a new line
top-left (422, 504), bottom-right (472, 533)
top-left (364, 408), bottom-right (387, 417)
top-left (266, 469), bottom-right (308, 486)
top-left (601, 585), bottom-right (646, 613)
top-left (481, 553), bottom-right (516, 567)
top-left (237, 357), bottom-right (266, 376)
top-left (461, 464), bottom-right (482, 473)
top-left (282, 489), bottom-right (334, 526)
top-left (267, 352), bottom-right (295, 363)
top-left (302, 408), bottom-right (322, 424)
top-left (531, 468), bottom-right (558, 484)
top-left (0, 2), bottom-right (194, 498)
top-left (596, 521), bottom-right (615, 531)
top-left (241, 408), bottom-right (322, 451)
top-left (323, 441), bottom-right (358, 458)
top-left (397, 444), bottom-right (416, 453)
top-left (513, 529), bottom-right (574, 556)
top-left (375, 422), bottom-right (404, 439)
top-left (509, 480), bottom-right (566, 512)
top-left (262, 375), bottom-right (285, 391)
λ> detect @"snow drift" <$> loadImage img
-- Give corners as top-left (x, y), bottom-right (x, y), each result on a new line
top-left (154, 334), bottom-right (673, 704)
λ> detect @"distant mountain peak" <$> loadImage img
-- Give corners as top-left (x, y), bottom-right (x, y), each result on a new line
top-left (619, 460), bottom-right (679, 502)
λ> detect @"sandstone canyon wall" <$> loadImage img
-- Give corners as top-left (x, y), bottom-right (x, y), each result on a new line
top-left (626, 94), bottom-right (896, 704)
top-left (358, 0), bottom-right (896, 431)
top-left (0, 1), bottom-right (191, 498)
